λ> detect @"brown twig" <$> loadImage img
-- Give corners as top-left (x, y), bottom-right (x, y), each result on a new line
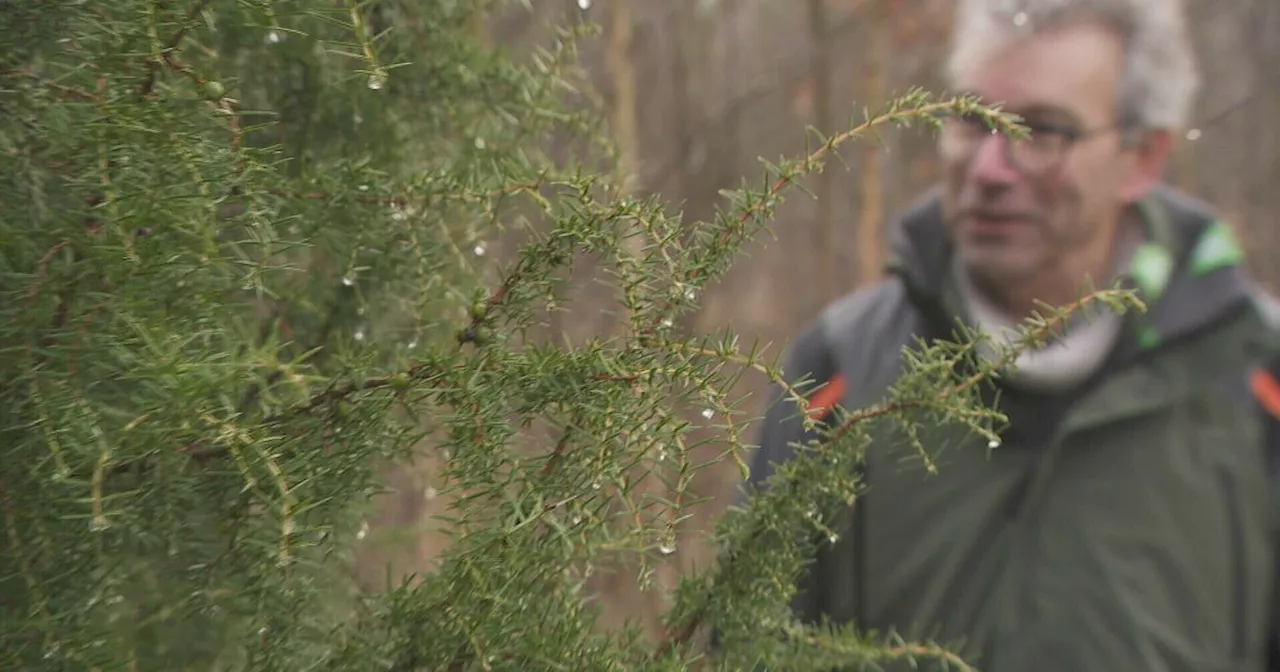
top-left (26, 239), bottom-right (70, 300)
top-left (137, 0), bottom-right (210, 99)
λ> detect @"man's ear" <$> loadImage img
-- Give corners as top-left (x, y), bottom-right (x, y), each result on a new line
top-left (1120, 128), bottom-right (1174, 202)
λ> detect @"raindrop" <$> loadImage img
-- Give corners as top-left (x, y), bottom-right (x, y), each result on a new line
top-left (701, 408), bottom-right (714, 420)
top-left (1186, 128), bottom-right (1202, 141)
top-left (473, 243), bottom-right (486, 257)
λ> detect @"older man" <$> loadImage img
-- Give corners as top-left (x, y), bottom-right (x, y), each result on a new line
top-left (745, 0), bottom-right (1280, 670)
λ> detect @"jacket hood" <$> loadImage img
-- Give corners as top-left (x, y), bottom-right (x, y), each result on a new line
top-left (883, 183), bottom-right (1255, 356)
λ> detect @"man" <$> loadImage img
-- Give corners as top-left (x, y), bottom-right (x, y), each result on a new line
top-left (744, 0), bottom-right (1280, 670)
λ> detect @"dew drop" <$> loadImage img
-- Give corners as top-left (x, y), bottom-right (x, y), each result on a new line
top-left (474, 137), bottom-right (486, 149)
top-left (661, 317), bottom-right (674, 328)
top-left (89, 516), bottom-right (111, 532)
top-left (406, 338), bottom-right (418, 349)
top-left (473, 243), bottom-right (486, 256)
top-left (828, 533), bottom-right (840, 544)
top-left (367, 72), bottom-right (385, 90)
top-left (658, 540), bottom-right (676, 556)
top-left (423, 486), bottom-right (438, 501)
top-left (1186, 128), bottom-right (1202, 141)
top-left (591, 481), bottom-right (602, 490)
top-left (572, 515), bottom-right (582, 525)
top-left (1012, 11), bottom-right (1028, 26)
top-left (266, 30), bottom-right (281, 44)
top-left (988, 439), bottom-right (1001, 449)
top-left (684, 287), bottom-right (698, 301)
top-left (578, 0), bottom-right (591, 8)
top-left (341, 274), bottom-right (355, 287)
top-left (353, 328), bottom-right (365, 341)
top-left (356, 520), bottom-right (369, 540)
top-left (701, 408), bottom-right (714, 420)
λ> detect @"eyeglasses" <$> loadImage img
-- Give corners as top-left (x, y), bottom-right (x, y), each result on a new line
top-left (938, 112), bottom-right (1124, 175)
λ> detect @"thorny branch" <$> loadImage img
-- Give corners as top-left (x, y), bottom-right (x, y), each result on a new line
top-left (634, 99), bottom-right (971, 342)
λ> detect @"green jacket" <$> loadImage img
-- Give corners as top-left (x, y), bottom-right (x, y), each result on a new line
top-left (746, 184), bottom-right (1280, 671)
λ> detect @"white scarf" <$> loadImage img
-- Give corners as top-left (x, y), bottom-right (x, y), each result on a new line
top-left (953, 223), bottom-right (1141, 392)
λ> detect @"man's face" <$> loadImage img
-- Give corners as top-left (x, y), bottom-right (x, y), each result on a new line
top-left (939, 20), bottom-right (1159, 298)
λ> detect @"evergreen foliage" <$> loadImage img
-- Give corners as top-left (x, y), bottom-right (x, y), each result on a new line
top-left (0, 1), bottom-right (1139, 669)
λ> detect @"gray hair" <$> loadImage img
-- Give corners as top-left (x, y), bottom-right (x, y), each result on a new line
top-left (946, 0), bottom-right (1200, 130)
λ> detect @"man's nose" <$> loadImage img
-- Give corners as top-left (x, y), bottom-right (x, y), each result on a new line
top-left (969, 133), bottom-right (1021, 184)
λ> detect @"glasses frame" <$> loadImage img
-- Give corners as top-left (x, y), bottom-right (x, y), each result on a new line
top-left (938, 112), bottom-right (1127, 176)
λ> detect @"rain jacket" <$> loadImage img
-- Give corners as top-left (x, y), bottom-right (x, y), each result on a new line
top-left (745, 183), bottom-right (1280, 671)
